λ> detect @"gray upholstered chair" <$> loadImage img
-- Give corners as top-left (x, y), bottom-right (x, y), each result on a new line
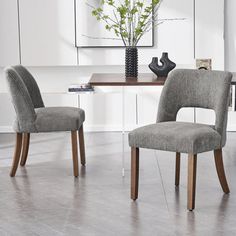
top-left (129, 69), bottom-right (232, 210)
top-left (5, 65), bottom-right (85, 177)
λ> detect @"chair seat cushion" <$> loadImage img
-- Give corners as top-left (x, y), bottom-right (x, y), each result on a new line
top-left (128, 122), bottom-right (222, 154)
top-left (34, 107), bottom-right (85, 132)
top-left (14, 107), bottom-right (85, 133)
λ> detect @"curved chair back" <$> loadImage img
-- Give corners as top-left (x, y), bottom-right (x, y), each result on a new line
top-left (157, 69), bottom-right (232, 146)
top-left (4, 66), bottom-right (44, 132)
top-left (12, 65), bottom-right (44, 108)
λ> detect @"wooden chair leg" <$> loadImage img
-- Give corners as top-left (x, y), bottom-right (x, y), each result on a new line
top-left (214, 149), bottom-right (230, 194)
top-left (187, 153), bottom-right (197, 211)
top-left (71, 131), bottom-right (79, 177)
top-left (10, 133), bottom-right (23, 177)
top-left (20, 133), bottom-right (30, 166)
top-left (175, 152), bottom-right (181, 186)
top-left (131, 147), bottom-right (139, 200)
top-left (78, 125), bottom-right (86, 166)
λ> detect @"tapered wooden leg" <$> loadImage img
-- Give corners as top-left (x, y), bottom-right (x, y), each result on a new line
top-left (20, 133), bottom-right (30, 166)
top-left (187, 154), bottom-right (197, 211)
top-left (10, 133), bottom-right (23, 177)
top-left (214, 149), bottom-right (230, 194)
top-left (175, 152), bottom-right (181, 186)
top-left (131, 147), bottom-right (139, 200)
top-left (78, 125), bottom-right (86, 166)
top-left (71, 131), bottom-right (79, 177)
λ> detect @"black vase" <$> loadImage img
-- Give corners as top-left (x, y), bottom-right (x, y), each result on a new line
top-left (149, 52), bottom-right (176, 77)
top-left (125, 47), bottom-right (138, 78)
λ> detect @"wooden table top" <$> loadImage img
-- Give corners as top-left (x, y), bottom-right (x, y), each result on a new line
top-left (89, 73), bottom-right (167, 86)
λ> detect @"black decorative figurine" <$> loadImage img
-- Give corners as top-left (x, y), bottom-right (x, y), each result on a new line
top-left (149, 52), bottom-right (176, 77)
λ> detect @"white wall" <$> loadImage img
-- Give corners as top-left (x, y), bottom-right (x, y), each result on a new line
top-left (195, 0), bottom-right (224, 69)
top-left (224, 0), bottom-right (236, 131)
top-left (0, 0), bottom-right (20, 66)
top-left (225, 0), bottom-right (236, 72)
top-left (19, 0), bottom-right (77, 66)
top-left (0, 0), bottom-right (233, 133)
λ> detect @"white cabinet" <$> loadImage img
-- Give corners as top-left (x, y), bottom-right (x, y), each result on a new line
top-left (195, 0), bottom-right (224, 70)
top-left (79, 86), bottom-right (195, 132)
top-left (136, 87), bottom-right (162, 126)
top-left (42, 93), bottom-right (78, 107)
top-left (227, 111), bottom-right (236, 131)
top-left (0, 0), bottom-right (20, 66)
top-left (177, 108), bottom-right (194, 122)
top-left (19, 0), bottom-right (77, 66)
top-left (79, 88), bottom-right (124, 131)
top-left (136, 87), bottom-right (194, 126)
top-left (196, 108), bottom-right (215, 125)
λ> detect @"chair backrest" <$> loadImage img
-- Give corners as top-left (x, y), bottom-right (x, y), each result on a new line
top-left (157, 69), bottom-right (232, 145)
top-left (4, 66), bottom-right (44, 131)
top-left (12, 65), bottom-right (44, 108)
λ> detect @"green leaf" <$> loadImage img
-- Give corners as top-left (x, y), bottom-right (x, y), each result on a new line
top-left (92, 10), bottom-right (98, 16)
top-left (107, 0), bottom-right (115, 5)
top-left (89, 0), bottom-right (163, 46)
top-left (114, 29), bottom-right (120, 36)
top-left (135, 27), bottom-right (143, 35)
top-left (105, 25), bottom-right (111, 30)
top-left (136, 2), bottom-right (144, 8)
top-left (117, 6), bottom-right (128, 18)
top-left (121, 31), bottom-right (129, 38)
top-left (96, 7), bottom-right (103, 13)
top-left (141, 14), bottom-right (149, 20)
top-left (130, 7), bottom-right (138, 15)
top-left (124, 0), bottom-right (129, 6)
top-left (152, 0), bottom-right (160, 6)
top-left (102, 15), bottom-right (109, 19)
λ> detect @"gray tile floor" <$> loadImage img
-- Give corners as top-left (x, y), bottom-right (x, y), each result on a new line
top-left (0, 132), bottom-right (236, 236)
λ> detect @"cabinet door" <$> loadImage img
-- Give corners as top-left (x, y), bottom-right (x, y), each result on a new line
top-left (195, 0), bottom-right (224, 70)
top-left (136, 87), bottom-right (162, 126)
top-left (177, 108), bottom-right (194, 122)
top-left (196, 108), bottom-right (215, 126)
top-left (42, 93), bottom-right (78, 107)
top-left (19, 0), bottom-right (77, 66)
top-left (137, 87), bottom-right (195, 126)
top-left (0, 0), bottom-right (20, 66)
top-left (80, 90), bottom-right (123, 132)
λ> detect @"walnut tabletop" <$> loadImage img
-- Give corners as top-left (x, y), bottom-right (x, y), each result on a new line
top-left (89, 73), bottom-right (167, 86)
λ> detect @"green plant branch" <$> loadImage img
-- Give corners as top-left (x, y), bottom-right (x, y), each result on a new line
top-left (87, 0), bottom-right (185, 47)
top-left (113, 10), bottom-right (127, 45)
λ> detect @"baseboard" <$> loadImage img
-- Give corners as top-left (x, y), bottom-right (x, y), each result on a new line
top-left (227, 125), bottom-right (236, 132)
top-left (1, 125), bottom-right (236, 133)
top-left (0, 126), bottom-right (13, 133)
top-left (0, 125), bottom-right (138, 133)
top-left (83, 124), bottom-right (139, 132)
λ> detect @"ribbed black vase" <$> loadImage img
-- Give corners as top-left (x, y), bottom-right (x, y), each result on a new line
top-left (125, 47), bottom-right (138, 78)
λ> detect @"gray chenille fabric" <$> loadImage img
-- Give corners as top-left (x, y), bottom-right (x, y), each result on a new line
top-left (129, 69), bottom-right (232, 154)
top-left (5, 66), bottom-right (85, 133)
top-left (12, 65), bottom-right (44, 108)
